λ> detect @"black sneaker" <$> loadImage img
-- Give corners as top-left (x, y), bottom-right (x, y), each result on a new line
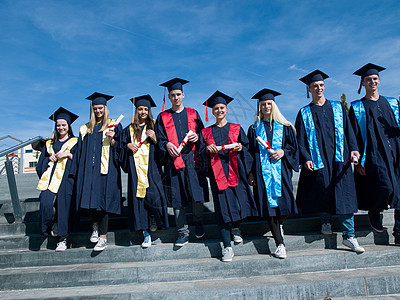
top-left (368, 211), bottom-right (384, 232)
top-left (175, 233), bottom-right (189, 247)
top-left (194, 222), bottom-right (205, 239)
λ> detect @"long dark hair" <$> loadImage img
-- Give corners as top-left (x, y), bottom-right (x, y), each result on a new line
top-left (132, 108), bottom-right (154, 140)
top-left (51, 123), bottom-right (74, 144)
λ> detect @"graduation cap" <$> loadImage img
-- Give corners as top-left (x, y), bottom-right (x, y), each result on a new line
top-left (202, 90), bottom-right (233, 122)
top-left (252, 88), bottom-right (281, 101)
top-left (49, 107), bottom-right (79, 125)
top-left (299, 70), bottom-right (329, 98)
top-left (86, 92), bottom-right (114, 106)
top-left (130, 94), bottom-right (156, 108)
top-left (160, 78), bottom-right (189, 93)
top-left (353, 63), bottom-right (386, 94)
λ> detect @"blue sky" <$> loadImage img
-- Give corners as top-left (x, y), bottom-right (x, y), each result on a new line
top-left (1, 0), bottom-right (400, 145)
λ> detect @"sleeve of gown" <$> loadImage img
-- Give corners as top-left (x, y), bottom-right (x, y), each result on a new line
top-left (283, 125), bottom-right (299, 172)
top-left (348, 106), bottom-right (364, 155)
top-left (35, 147), bottom-right (49, 178)
top-left (111, 123), bottom-right (123, 167)
top-left (155, 114), bottom-right (169, 163)
top-left (239, 127), bottom-right (253, 175)
top-left (69, 133), bottom-right (82, 178)
top-left (118, 126), bottom-right (130, 173)
top-left (247, 125), bottom-right (257, 175)
top-left (342, 103), bottom-right (358, 152)
top-left (295, 110), bottom-right (312, 165)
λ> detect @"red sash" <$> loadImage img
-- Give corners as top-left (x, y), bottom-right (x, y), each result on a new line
top-left (160, 108), bottom-right (198, 169)
top-left (202, 123), bottom-right (240, 191)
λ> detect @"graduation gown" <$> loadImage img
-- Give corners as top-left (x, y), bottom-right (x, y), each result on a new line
top-left (119, 124), bottom-right (169, 231)
top-left (36, 138), bottom-right (77, 236)
top-left (155, 108), bottom-right (209, 207)
top-left (73, 122), bottom-right (122, 215)
top-left (295, 100), bottom-right (358, 215)
top-left (199, 123), bottom-right (258, 224)
top-left (349, 96), bottom-right (400, 210)
top-left (248, 122), bottom-right (299, 217)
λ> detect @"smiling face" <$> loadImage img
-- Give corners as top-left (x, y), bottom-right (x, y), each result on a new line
top-left (136, 106), bottom-right (149, 122)
top-left (308, 80), bottom-right (325, 98)
top-left (168, 90), bottom-right (184, 108)
top-left (259, 100), bottom-right (273, 117)
top-left (92, 104), bottom-right (105, 120)
top-left (212, 103), bottom-right (228, 121)
top-left (362, 74), bottom-right (380, 93)
top-left (55, 119), bottom-right (69, 138)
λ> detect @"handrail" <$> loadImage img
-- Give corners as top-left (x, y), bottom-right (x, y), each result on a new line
top-left (0, 136), bottom-right (44, 157)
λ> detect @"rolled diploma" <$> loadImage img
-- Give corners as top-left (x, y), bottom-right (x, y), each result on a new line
top-left (47, 142), bottom-right (70, 168)
top-left (256, 136), bottom-right (274, 154)
top-left (177, 130), bottom-right (194, 154)
top-left (138, 129), bottom-right (148, 147)
top-left (351, 155), bottom-right (359, 165)
top-left (103, 114), bottom-right (124, 138)
top-left (216, 143), bottom-right (239, 151)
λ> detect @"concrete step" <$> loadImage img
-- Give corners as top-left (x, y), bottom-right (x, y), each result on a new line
top-left (0, 245), bottom-right (399, 297)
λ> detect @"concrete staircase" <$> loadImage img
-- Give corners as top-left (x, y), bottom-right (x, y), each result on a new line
top-left (0, 172), bottom-right (399, 299)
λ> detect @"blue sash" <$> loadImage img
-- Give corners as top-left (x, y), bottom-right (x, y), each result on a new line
top-left (255, 121), bottom-right (283, 208)
top-left (351, 96), bottom-right (399, 167)
top-left (300, 100), bottom-right (344, 170)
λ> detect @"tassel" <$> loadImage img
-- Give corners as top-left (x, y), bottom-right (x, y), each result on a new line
top-left (132, 102), bottom-right (135, 124)
top-left (357, 79), bottom-right (362, 94)
top-left (205, 100), bottom-right (209, 122)
top-left (306, 86), bottom-right (310, 99)
top-left (51, 113), bottom-right (55, 139)
top-left (161, 88), bottom-right (166, 112)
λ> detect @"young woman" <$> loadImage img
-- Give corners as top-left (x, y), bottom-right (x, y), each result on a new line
top-left (36, 107), bottom-right (79, 251)
top-left (199, 90), bottom-right (258, 262)
top-left (247, 89), bottom-right (299, 259)
top-left (73, 92), bottom-right (122, 251)
top-left (119, 95), bottom-right (169, 247)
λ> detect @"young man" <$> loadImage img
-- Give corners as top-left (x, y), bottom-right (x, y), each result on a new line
top-left (349, 63), bottom-right (400, 245)
top-left (295, 70), bottom-right (364, 253)
top-left (155, 78), bottom-right (208, 246)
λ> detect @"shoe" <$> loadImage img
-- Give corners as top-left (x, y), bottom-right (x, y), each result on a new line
top-left (93, 237), bottom-right (107, 251)
top-left (90, 225), bottom-right (99, 243)
top-left (222, 246), bottom-right (234, 262)
top-left (343, 237), bottom-right (365, 253)
top-left (141, 234), bottom-right (152, 248)
top-left (195, 222), bottom-right (205, 239)
top-left (149, 215), bottom-right (158, 232)
top-left (55, 239), bottom-right (67, 252)
top-left (231, 228), bottom-right (243, 243)
top-left (175, 233), bottom-right (189, 247)
top-left (280, 224), bottom-right (285, 239)
top-left (275, 243), bottom-right (287, 259)
top-left (395, 236), bottom-right (400, 246)
top-left (321, 223), bottom-right (332, 235)
top-left (368, 211), bottom-right (384, 232)
top-left (51, 223), bottom-right (58, 237)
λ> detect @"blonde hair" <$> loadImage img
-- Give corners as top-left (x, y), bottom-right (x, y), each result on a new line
top-left (256, 100), bottom-right (296, 133)
top-left (87, 105), bottom-right (110, 134)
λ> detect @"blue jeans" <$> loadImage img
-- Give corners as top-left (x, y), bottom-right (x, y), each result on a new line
top-left (174, 202), bottom-right (203, 235)
top-left (320, 212), bottom-right (355, 239)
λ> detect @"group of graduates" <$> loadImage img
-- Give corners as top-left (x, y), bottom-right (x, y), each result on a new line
top-left (36, 63), bottom-right (400, 262)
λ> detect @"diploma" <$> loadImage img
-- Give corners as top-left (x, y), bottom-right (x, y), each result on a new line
top-left (103, 114), bottom-right (124, 138)
top-left (177, 130), bottom-right (194, 154)
top-left (256, 136), bottom-right (274, 154)
top-left (47, 142), bottom-right (70, 168)
top-left (351, 155), bottom-right (359, 165)
top-left (138, 129), bottom-right (148, 147)
top-left (216, 143), bottom-right (239, 151)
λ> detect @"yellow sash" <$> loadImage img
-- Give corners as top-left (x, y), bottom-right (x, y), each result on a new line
top-left (37, 137), bottom-right (78, 193)
top-left (80, 119), bottom-right (115, 175)
top-left (130, 125), bottom-right (150, 198)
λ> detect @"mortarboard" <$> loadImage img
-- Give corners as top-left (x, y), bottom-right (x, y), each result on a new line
top-left (130, 94), bottom-right (157, 108)
top-left (202, 90), bottom-right (233, 122)
top-left (353, 63), bottom-right (386, 94)
top-left (299, 70), bottom-right (329, 98)
top-left (49, 107), bottom-right (79, 125)
top-left (86, 92), bottom-right (113, 106)
top-left (160, 78), bottom-right (189, 93)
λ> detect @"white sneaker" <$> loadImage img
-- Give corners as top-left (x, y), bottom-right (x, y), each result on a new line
top-left (275, 243), bottom-right (287, 259)
top-left (321, 223), bottom-right (332, 235)
top-left (280, 224), bottom-right (285, 239)
top-left (141, 234), bottom-right (152, 248)
top-left (222, 246), bottom-right (234, 262)
top-left (343, 237), bottom-right (365, 253)
top-left (55, 240), bottom-right (67, 252)
top-left (231, 228), bottom-right (243, 243)
top-left (90, 225), bottom-right (99, 243)
top-left (93, 237), bottom-right (107, 251)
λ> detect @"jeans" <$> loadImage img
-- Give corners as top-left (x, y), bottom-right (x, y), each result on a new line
top-left (320, 212), bottom-right (355, 239)
top-left (174, 201), bottom-right (203, 235)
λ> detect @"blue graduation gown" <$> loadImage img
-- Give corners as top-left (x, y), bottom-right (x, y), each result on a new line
top-left (295, 100), bottom-right (358, 215)
top-left (155, 108), bottom-right (209, 207)
top-left (247, 122), bottom-right (299, 217)
top-left (198, 123), bottom-right (258, 224)
top-left (349, 96), bottom-right (400, 210)
top-left (36, 139), bottom-right (77, 236)
top-left (119, 124), bottom-right (169, 231)
top-left (74, 122), bottom-right (122, 215)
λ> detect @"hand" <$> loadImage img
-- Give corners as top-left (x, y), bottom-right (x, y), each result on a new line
top-left (127, 143), bottom-right (139, 153)
top-left (233, 143), bottom-right (242, 152)
top-left (350, 150), bottom-right (360, 161)
top-left (355, 163), bottom-right (366, 176)
top-left (304, 160), bottom-right (314, 171)
top-left (270, 149), bottom-right (284, 161)
top-left (187, 131), bottom-right (198, 143)
top-left (166, 142), bottom-right (179, 157)
top-left (56, 152), bottom-right (72, 160)
top-left (207, 144), bottom-right (218, 153)
top-left (146, 129), bottom-right (156, 143)
top-left (49, 153), bottom-right (58, 162)
top-left (105, 128), bottom-right (115, 140)
top-left (248, 173), bottom-right (255, 186)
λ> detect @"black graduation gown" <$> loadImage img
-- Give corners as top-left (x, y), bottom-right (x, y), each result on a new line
top-left (295, 100), bottom-right (358, 215)
top-left (73, 122), bottom-right (122, 215)
top-left (349, 96), bottom-right (400, 210)
top-left (36, 139), bottom-right (77, 236)
top-left (247, 122), bottom-right (299, 218)
top-left (119, 124), bottom-right (169, 231)
top-left (198, 123), bottom-right (258, 224)
top-left (155, 108), bottom-right (209, 207)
